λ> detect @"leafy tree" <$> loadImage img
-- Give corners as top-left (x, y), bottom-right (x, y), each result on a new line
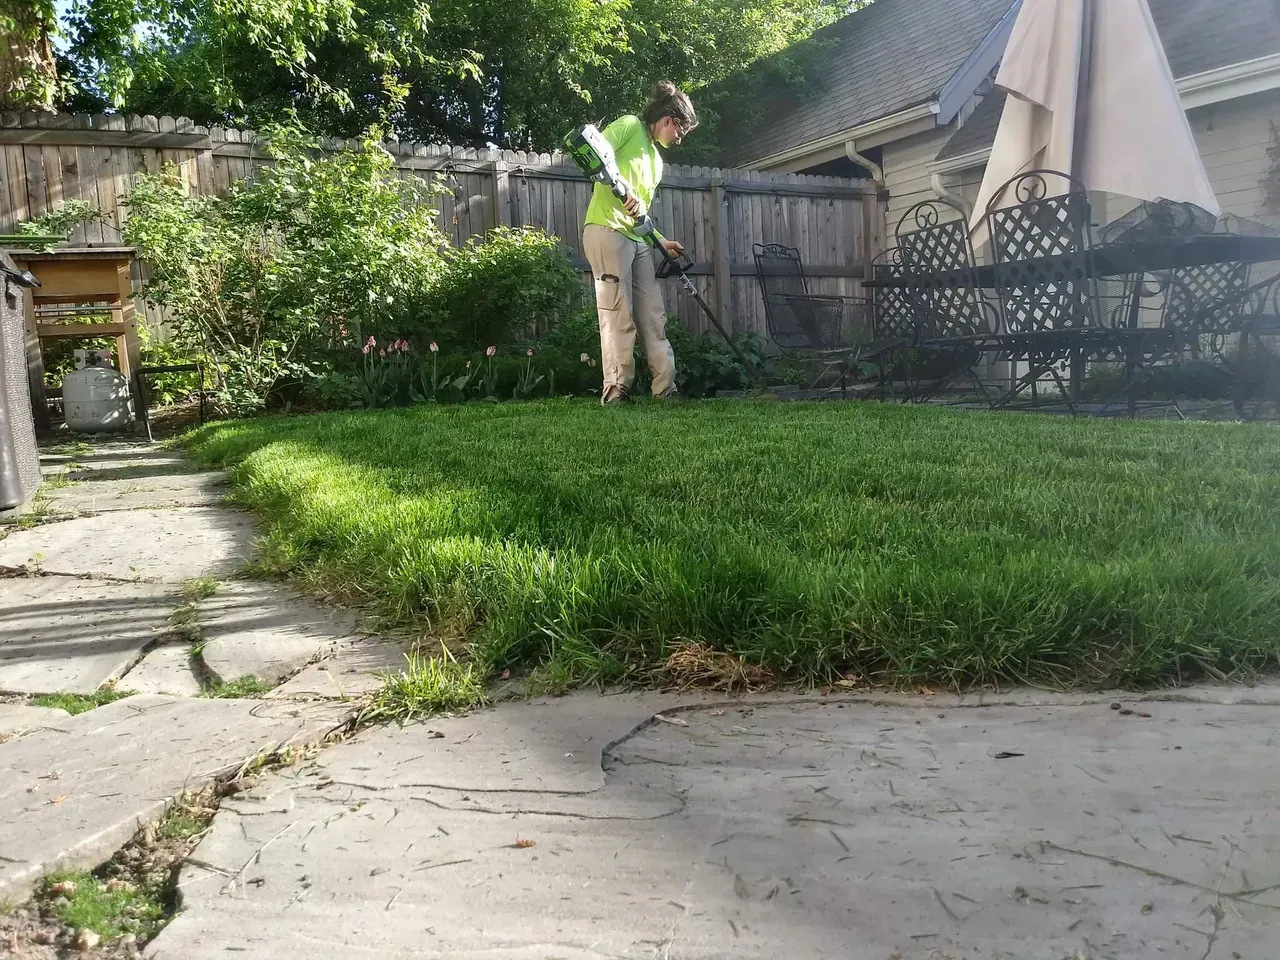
top-left (49, 0), bottom-right (846, 153)
top-left (1, 0), bottom-right (59, 110)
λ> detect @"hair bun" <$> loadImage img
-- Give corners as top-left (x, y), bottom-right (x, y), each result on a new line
top-left (652, 80), bottom-right (679, 98)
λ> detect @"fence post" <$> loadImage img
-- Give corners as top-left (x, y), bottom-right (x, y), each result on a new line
top-left (710, 178), bottom-right (732, 333)
top-left (489, 160), bottom-right (512, 230)
top-left (860, 181), bottom-right (880, 283)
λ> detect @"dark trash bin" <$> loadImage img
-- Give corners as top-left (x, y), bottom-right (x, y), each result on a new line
top-left (0, 249), bottom-right (42, 511)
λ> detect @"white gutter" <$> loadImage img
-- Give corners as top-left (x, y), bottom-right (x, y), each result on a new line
top-left (929, 147), bottom-right (996, 176)
top-left (928, 52), bottom-right (1280, 176)
top-left (747, 102), bottom-right (938, 171)
top-left (1178, 52), bottom-right (1280, 110)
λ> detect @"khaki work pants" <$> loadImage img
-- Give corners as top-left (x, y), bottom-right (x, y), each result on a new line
top-left (583, 224), bottom-right (676, 400)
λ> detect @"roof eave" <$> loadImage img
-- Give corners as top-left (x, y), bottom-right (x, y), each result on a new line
top-left (936, 0), bottom-right (1022, 124)
top-left (748, 102), bottom-right (940, 171)
top-left (931, 51), bottom-right (1280, 173)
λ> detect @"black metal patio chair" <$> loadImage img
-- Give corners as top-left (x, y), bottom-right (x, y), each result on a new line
top-left (893, 197), bottom-right (998, 404)
top-left (752, 242), bottom-right (899, 398)
top-left (1094, 201), bottom-right (1273, 417)
top-left (982, 169), bottom-right (1107, 412)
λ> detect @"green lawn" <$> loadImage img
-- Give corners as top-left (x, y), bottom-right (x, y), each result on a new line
top-left (183, 400), bottom-right (1280, 691)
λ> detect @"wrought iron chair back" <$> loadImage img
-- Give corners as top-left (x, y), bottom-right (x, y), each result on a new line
top-left (869, 247), bottom-right (917, 342)
top-left (983, 170), bottom-right (1100, 333)
top-left (895, 198), bottom-right (994, 339)
top-left (752, 242), bottom-right (867, 351)
top-left (1162, 262), bottom-right (1254, 337)
top-left (752, 242), bottom-right (813, 350)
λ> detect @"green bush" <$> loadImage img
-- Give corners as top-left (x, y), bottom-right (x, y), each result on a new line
top-left (423, 227), bottom-right (585, 351)
top-left (123, 124), bottom-right (449, 415)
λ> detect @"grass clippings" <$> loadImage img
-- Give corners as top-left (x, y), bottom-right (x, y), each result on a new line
top-left (661, 641), bottom-right (774, 693)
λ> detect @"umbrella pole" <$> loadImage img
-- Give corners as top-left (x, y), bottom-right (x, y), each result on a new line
top-left (1069, 0), bottom-right (1095, 402)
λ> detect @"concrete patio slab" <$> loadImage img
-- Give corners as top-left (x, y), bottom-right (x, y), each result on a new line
top-left (0, 703), bottom-right (70, 740)
top-left (0, 693), bottom-right (353, 902)
top-left (0, 508), bottom-right (257, 581)
top-left (197, 582), bottom-right (368, 686)
top-left (119, 643), bottom-right (204, 697)
top-left (267, 635), bottom-right (412, 700)
top-left (148, 693), bottom-right (1280, 960)
top-left (0, 577), bottom-right (175, 695)
top-left (44, 473), bottom-right (227, 515)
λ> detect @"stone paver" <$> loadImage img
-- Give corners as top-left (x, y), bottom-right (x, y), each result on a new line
top-left (149, 693), bottom-right (1280, 960)
top-left (118, 642), bottom-right (204, 697)
top-left (0, 703), bottom-right (70, 739)
top-left (267, 635), bottom-right (411, 700)
top-left (197, 582), bottom-right (368, 686)
top-left (0, 508), bottom-right (257, 581)
top-left (45, 474), bottom-right (227, 515)
top-left (0, 693), bottom-right (353, 901)
top-left (0, 577), bottom-right (175, 694)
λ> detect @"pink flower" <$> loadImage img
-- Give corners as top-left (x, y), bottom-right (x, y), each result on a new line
top-left (367, 336), bottom-right (377, 347)
top-left (397, 339), bottom-right (408, 352)
top-left (429, 342), bottom-right (439, 353)
top-left (380, 348), bottom-right (386, 358)
top-left (580, 353), bottom-right (590, 363)
top-left (362, 344), bottom-right (371, 355)
top-left (340, 325), bottom-right (349, 338)
top-left (486, 345), bottom-right (496, 357)
top-left (526, 348), bottom-right (534, 357)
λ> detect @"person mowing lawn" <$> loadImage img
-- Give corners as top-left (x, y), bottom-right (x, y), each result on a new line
top-left (582, 81), bottom-right (698, 404)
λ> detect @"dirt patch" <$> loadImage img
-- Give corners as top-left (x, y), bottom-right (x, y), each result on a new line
top-left (1, 721), bottom-right (352, 959)
top-left (0, 789), bottom-right (218, 958)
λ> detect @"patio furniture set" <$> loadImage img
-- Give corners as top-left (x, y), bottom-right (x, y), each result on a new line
top-left (753, 169), bottom-right (1280, 419)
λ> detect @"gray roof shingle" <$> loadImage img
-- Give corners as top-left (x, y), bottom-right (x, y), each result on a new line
top-left (935, 0), bottom-right (1280, 162)
top-left (727, 0), bottom-right (1017, 165)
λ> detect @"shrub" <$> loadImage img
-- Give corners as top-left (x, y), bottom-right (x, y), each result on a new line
top-left (122, 124), bottom-right (449, 415)
top-left (423, 227), bottom-right (585, 351)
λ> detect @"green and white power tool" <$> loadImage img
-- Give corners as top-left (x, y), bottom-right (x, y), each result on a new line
top-left (562, 124), bottom-right (667, 246)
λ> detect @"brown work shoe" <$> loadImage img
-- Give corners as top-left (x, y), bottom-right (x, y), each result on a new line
top-left (601, 385), bottom-right (631, 405)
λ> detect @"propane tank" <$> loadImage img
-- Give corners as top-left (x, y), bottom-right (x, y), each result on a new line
top-left (63, 364), bottom-right (131, 433)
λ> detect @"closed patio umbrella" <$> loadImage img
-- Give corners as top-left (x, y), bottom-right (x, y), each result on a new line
top-left (969, 0), bottom-right (1220, 244)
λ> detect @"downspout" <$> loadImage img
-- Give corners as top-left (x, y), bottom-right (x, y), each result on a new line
top-left (844, 139), bottom-right (884, 185)
top-left (930, 172), bottom-right (971, 217)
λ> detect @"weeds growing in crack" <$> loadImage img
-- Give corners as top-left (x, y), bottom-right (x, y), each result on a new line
top-left (15, 791), bottom-right (218, 953)
top-left (181, 576), bottom-right (218, 602)
top-left (32, 689), bottom-right (133, 716)
top-left (358, 644), bottom-right (486, 725)
top-left (201, 676), bottom-right (273, 698)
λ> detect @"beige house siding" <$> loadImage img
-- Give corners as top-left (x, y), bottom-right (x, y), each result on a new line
top-left (882, 126), bottom-right (958, 232)
top-left (1190, 89), bottom-right (1280, 228)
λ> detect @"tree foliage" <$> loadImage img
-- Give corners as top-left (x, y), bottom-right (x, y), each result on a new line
top-left (42, 0), bottom-right (845, 154)
top-left (1, 0), bottom-right (59, 110)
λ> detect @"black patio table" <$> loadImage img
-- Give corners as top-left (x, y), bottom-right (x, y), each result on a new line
top-left (862, 233), bottom-right (1280, 298)
top-left (861, 232), bottom-right (1280, 414)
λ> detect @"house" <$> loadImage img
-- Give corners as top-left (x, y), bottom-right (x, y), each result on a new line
top-left (724, 0), bottom-right (1280, 236)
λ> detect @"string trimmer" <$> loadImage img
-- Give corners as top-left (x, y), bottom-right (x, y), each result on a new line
top-left (563, 124), bottom-right (763, 385)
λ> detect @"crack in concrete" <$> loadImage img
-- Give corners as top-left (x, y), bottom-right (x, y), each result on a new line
top-left (0, 563), bottom-right (159, 584)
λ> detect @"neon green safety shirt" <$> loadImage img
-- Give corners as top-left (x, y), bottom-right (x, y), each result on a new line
top-left (583, 114), bottom-right (663, 243)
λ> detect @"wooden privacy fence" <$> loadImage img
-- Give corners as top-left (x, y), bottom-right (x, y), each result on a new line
top-left (0, 113), bottom-right (885, 338)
